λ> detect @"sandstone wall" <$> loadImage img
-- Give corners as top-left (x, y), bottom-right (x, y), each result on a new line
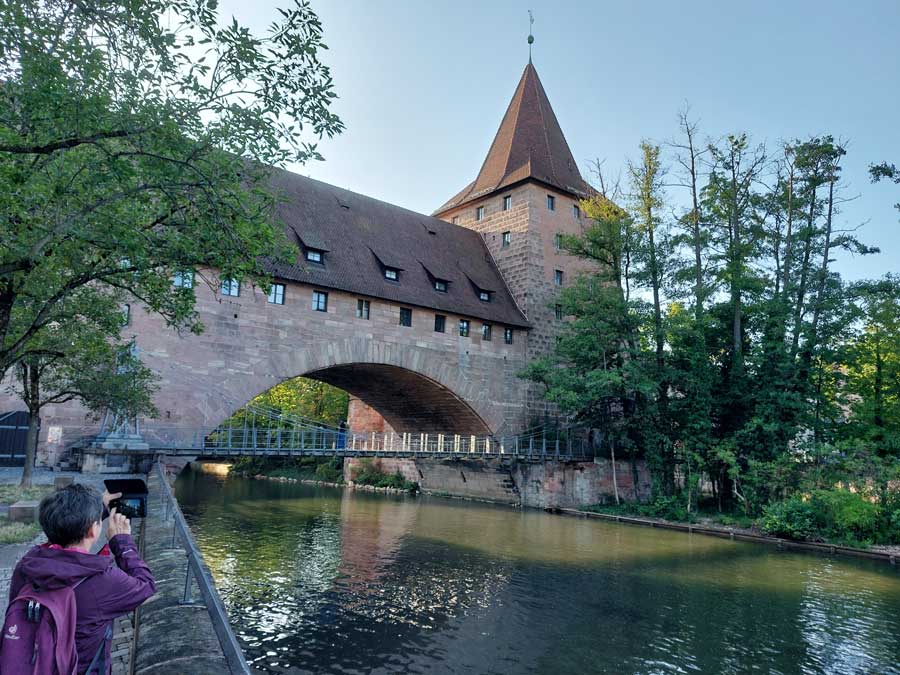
top-left (343, 457), bottom-right (652, 509)
top-left (0, 277), bottom-right (530, 467)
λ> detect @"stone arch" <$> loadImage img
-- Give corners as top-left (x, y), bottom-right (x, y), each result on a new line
top-left (170, 336), bottom-right (510, 442)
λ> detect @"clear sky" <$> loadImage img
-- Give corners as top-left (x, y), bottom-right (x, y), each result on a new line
top-left (220, 0), bottom-right (900, 280)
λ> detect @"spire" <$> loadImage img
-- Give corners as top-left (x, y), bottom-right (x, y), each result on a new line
top-left (527, 10), bottom-right (534, 64)
top-left (434, 63), bottom-right (593, 216)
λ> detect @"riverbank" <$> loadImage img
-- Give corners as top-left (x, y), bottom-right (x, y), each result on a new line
top-left (557, 506), bottom-right (900, 565)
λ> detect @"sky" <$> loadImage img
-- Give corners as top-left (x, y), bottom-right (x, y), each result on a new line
top-left (220, 0), bottom-right (900, 280)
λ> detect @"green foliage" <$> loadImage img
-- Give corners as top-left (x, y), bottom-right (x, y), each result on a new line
top-left (351, 460), bottom-right (418, 492)
top-left (229, 456), bottom-right (343, 483)
top-left (315, 458), bottom-right (344, 483)
top-left (523, 121), bottom-right (897, 548)
top-left (763, 490), bottom-right (897, 546)
top-left (246, 377), bottom-right (349, 427)
top-left (0, 0), bottom-right (342, 381)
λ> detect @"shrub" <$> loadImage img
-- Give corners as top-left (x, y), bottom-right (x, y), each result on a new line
top-left (315, 458), bottom-right (343, 483)
top-left (811, 490), bottom-right (879, 544)
top-left (761, 496), bottom-right (817, 540)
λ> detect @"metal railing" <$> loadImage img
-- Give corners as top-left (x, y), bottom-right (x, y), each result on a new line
top-left (154, 463), bottom-right (251, 675)
top-left (139, 423), bottom-right (593, 460)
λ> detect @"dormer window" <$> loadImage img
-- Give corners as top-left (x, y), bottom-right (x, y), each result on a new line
top-left (478, 290), bottom-right (491, 302)
top-left (305, 249), bottom-right (324, 263)
top-left (434, 279), bottom-right (448, 292)
top-left (384, 267), bottom-right (399, 281)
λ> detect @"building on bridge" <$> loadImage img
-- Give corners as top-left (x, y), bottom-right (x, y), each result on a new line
top-left (1, 61), bottom-right (599, 469)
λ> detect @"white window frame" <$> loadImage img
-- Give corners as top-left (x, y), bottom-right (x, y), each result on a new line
top-left (357, 299), bottom-right (370, 319)
top-left (502, 195), bottom-right (512, 211)
top-left (482, 323), bottom-right (492, 341)
top-left (306, 249), bottom-right (323, 263)
top-left (312, 290), bottom-right (328, 312)
top-left (501, 231), bottom-right (511, 248)
top-left (504, 327), bottom-right (514, 345)
top-left (478, 290), bottom-right (490, 302)
top-left (384, 268), bottom-right (399, 281)
top-left (221, 278), bottom-right (240, 297)
top-left (173, 270), bottom-right (194, 289)
top-left (268, 283), bottom-right (285, 305)
top-left (476, 206), bottom-right (485, 221)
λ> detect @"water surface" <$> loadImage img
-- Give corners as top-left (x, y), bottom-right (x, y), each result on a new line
top-left (175, 468), bottom-right (900, 674)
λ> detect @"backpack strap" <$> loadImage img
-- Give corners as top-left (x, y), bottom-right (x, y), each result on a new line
top-left (83, 623), bottom-right (113, 675)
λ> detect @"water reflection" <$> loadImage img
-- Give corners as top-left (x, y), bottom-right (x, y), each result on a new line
top-left (175, 468), bottom-right (900, 675)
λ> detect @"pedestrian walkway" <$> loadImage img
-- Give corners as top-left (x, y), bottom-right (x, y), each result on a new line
top-left (0, 468), bottom-right (145, 675)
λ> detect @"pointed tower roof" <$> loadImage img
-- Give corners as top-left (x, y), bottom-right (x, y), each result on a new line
top-left (434, 63), bottom-right (593, 215)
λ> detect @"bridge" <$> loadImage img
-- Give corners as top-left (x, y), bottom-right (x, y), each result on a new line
top-left (88, 405), bottom-right (592, 461)
top-left (0, 62), bottom-right (603, 472)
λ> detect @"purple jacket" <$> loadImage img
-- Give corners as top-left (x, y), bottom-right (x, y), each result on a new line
top-left (8, 534), bottom-right (156, 674)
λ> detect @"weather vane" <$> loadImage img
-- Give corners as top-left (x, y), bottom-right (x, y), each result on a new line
top-left (528, 10), bottom-right (535, 63)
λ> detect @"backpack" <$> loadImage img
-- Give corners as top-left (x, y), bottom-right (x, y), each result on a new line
top-left (0, 579), bottom-right (110, 675)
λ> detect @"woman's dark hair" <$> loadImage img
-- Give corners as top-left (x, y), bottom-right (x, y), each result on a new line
top-left (39, 484), bottom-right (103, 547)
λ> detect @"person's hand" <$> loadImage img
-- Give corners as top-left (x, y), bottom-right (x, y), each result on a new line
top-left (107, 508), bottom-right (131, 538)
top-left (102, 490), bottom-right (122, 508)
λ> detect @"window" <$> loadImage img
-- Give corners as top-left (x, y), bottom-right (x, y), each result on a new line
top-left (268, 283), bottom-right (285, 305)
top-left (121, 304), bottom-right (131, 327)
top-left (399, 307), bottom-right (412, 327)
top-left (573, 204), bottom-right (581, 219)
top-left (384, 267), bottom-right (399, 281)
top-left (434, 314), bottom-right (446, 333)
top-left (478, 290), bottom-right (490, 302)
top-left (555, 304), bottom-right (563, 320)
top-left (555, 269), bottom-right (564, 286)
top-left (173, 270), bottom-right (194, 289)
top-left (501, 231), bottom-right (511, 248)
top-left (459, 319), bottom-right (470, 337)
top-left (482, 323), bottom-right (492, 341)
top-left (452, 216), bottom-right (459, 224)
top-left (357, 299), bottom-right (370, 319)
top-left (312, 290), bottom-right (328, 312)
top-left (547, 194), bottom-right (555, 211)
top-left (554, 233), bottom-right (562, 252)
top-left (305, 249), bottom-right (323, 263)
top-left (221, 278), bottom-right (240, 297)
top-left (504, 327), bottom-right (514, 345)
top-left (476, 206), bottom-right (485, 221)
top-left (502, 195), bottom-right (512, 211)
top-left (434, 279), bottom-right (448, 292)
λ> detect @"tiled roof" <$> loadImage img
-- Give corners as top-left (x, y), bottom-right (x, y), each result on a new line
top-left (434, 63), bottom-right (594, 215)
top-left (262, 169), bottom-right (530, 328)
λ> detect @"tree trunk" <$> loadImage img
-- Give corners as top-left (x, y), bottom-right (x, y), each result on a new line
top-left (20, 361), bottom-right (41, 488)
top-left (610, 436), bottom-right (620, 505)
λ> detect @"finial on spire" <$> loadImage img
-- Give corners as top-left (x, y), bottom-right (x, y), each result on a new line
top-left (527, 10), bottom-right (534, 64)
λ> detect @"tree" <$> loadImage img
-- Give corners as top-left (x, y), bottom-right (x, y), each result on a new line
top-left (869, 162), bottom-right (900, 220)
top-left (0, 0), bottom-right (343, 380)
top-left (250, 377), bottom-right (349, 427)
top-left (9, 325), bottom-right (157, 486)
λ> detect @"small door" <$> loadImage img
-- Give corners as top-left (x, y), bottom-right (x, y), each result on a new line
top-left (0, 411), bottom-right (30, 466)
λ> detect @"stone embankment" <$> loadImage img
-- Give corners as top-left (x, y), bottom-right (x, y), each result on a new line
top-left (131, 469), bottom-right (240, 674)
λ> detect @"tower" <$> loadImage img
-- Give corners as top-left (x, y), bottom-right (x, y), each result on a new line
top-left (433, 63), bottom-right (595, 372)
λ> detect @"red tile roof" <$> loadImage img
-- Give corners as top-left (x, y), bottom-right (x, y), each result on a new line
top-left (434, 63), bottom-right (593, 215)
top-left (263, 169), bottom-right (530, 328)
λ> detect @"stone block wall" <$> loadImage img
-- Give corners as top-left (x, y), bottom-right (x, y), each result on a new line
top-left (343, 456), bottom-right (652, 509)
top-left (439, 182), bottom-right (599, 421)
top-left (0, 275), bottom-right (531, 467)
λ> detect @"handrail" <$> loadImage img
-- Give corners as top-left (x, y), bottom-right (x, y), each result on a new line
top-left (154, 462), bottom-right (251, 675)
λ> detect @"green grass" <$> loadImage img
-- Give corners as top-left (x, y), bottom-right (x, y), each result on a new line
top-left (0, 484), bottom-right (54, 505)
top-left (0, 519), bottom-right (41, 544)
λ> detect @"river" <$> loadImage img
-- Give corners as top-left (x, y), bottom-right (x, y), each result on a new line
top-left (175, 467), bottom-right (900, 674)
